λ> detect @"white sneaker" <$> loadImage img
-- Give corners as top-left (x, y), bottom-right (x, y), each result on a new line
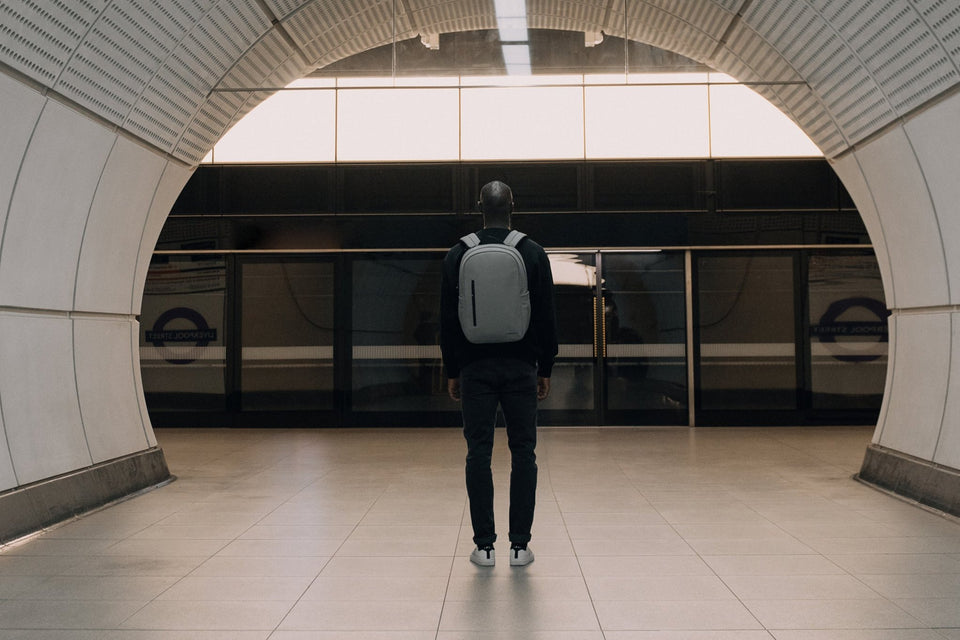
top-left (470, 545), bottom-right (495, 566)
top-left (509, 544), bottom-right (534, 566)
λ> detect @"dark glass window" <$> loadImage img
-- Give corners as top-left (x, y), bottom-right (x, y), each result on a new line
top-left (717, 160), bottom-right (838, 211)
top-left (467, 164), bottom-right (580, 211)
top-left (341, 165), bottom-right (455, 213)
top-left (593, 162), bottom-right (704, 210)
top-left (221, 165), bottom-right (335, 214)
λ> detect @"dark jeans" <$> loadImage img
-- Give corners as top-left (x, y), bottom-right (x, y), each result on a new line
top-left (460, 357), bottom-right (538, 547)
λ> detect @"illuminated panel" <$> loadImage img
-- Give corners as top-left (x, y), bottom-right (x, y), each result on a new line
top-left (336, 87), bottom-right (460, 161)
top-left (586, 83), bottom-right (710, 159)
top-left (460, 85), bottom-right (584, 160)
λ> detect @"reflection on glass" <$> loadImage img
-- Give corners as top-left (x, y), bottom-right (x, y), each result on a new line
top-left (808, 254), bottom-right (888, 409)
top-left (603, 253), bottom-right (686, 417)
top-left (140, 256), bottom-right (227, 410)
top-left (241, 262), bottom-right (334, 411)
top-left (352, 256), bottom-right (451, 412)
top-left (697, 255), bottom-right (796, 410)
top-left (539, 253), bottom-right (596, 412)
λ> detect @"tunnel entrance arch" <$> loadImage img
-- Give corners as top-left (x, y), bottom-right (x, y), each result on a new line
top-left (2, 2), bottom-right (960, 542)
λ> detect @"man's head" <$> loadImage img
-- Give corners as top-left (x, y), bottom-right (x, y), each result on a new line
top-left (478, 181), bottom-right (513, 228)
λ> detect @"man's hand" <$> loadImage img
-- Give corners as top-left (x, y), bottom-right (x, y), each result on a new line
top-left (448, 378), bottom-right (461, 402)
top-left (537, 377), bottom-right (551, 401)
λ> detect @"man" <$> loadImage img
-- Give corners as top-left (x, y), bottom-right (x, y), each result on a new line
top-left (440, 180), bottom-right (558, 567)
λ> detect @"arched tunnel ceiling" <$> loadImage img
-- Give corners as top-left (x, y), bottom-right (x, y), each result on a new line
top-left (2, 1), bottom-right (960, 163)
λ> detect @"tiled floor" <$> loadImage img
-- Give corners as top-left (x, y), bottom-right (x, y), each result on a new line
top-left (2, 426), bottom-right (960, 639)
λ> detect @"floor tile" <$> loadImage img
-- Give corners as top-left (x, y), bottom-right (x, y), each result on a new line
top-left (2, 426), bottom-right (958, 637)
top-left (121, 600), bottom-right (294, 631)
top-left (743, 598), bottom-right (924, 629)
top-left (279, 599), bottom-right (443, 631)
top-left (594, 599), bottom-right (762, 631)
top-left (439, 599), bottom-right (600, 631)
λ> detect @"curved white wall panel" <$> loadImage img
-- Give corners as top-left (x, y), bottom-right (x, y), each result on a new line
top-left (854, 126), bottom-right (949, 310)
top-left (131, 161), bottom-right (194, 316)
top-left (0, 410), bottom-right (15, 492)
top-left (75, 136), bottom-right (166, 314)
top-left (829, 154), bottom-right (895, 307)
top-left (0, 100), bottom-right (114, 311)
top-left (0, 72), bottom-right (44, 236)
top-left (0, 312), bottom-right (89, 486)
top-left (74, 316), bottom-right (149, 463)
top-left (903, 92), bottom-right (960, 305)
top-left (877, 312), bottom-right (951, 460)
top-left (935, 313), bottom-right (960, 469)
top-left (131, 317), bottom-right (155, 448)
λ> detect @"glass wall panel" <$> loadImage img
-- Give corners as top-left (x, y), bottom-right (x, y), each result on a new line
top-left (540, 253), bottom-right (597, 414)
top-left (808, 254), bottom-right (888, 409)
top-left (336, 88), bottom-right (460, 162)
top-left (468, 164), bottom-right (580, 211)
top-left (717, 159), bottom-right (839, 211)
top-left (585, 83), bottom-right (709, 158)
top-left (603, 252), bottom-right (687, 419)
top-left (592, 162), bottom-right (704, 211)
top-left (697, 254), bottom-right (797, 410)
top-left (240, 261), bottom-right (335, 411)
top-left (460, 86), bottom-right (584, 160)
top-left (140, 255), bottom-right (228, 410)
top-left (341, 165), bottom-right (456, 213)
top-left (351, 255), bottom-right (451, 412)
top-left (212, 80), bottom-right (336, 163)
top-left (708, 78), bottom-right (821, 158)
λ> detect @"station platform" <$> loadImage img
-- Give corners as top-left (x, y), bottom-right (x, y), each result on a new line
top-left (1, 426), bottom-right (958, 638)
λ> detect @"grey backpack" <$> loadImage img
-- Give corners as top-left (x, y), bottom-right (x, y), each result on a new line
top-left (458, 230), bottom-right (531, 344)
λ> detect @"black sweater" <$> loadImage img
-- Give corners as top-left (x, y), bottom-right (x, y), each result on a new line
top-left (440, 227), bottom-right (558, 379)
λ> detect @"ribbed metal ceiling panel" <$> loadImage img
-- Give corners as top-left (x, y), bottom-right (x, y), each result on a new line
top-left (125, 0), bottom-right (271, 155)
top-left (5, 0), bottom-right (960, 162)
top-left (0, 0), bottom-right (106, 85)
top-left (53, 0), bottom-right (211, 126)
top-left (176, 28), bottom-right (306, 162)
top-left (405, 0), bottom-right (494, 36)
top-left (624, 0), bottom-right (731, 62)
top-left (527, 0), bottom-right (607, 33)
top-left (263, 0), bottom-right (311, 21)
top-left (714, 20), bottom-right (848, 156)
top-left (916, 0), bottom-right (960, 61)
top-left (284, 0), bottom-right (408, 66)
top-left (743, 1), bottom-right (895, 148)
top-left (817, 0), bottom-right (956, 116)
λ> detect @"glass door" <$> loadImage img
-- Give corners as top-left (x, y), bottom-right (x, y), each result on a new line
top-left (601, 252), bottom-right (688, 425)
top-left (238, 259), bottom-right (336, 422)
top-left (539, 252), bottom-right (599, 424)
top-left (694, 252), bottom-right (799, 424)
top-left (541, 250), bottom-right (689, 425)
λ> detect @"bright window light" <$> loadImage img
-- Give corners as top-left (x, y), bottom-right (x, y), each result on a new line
top-left (585, 84), bottom-right (710, 158)
top-left (211, 87), bottom-right (336, 163)
top-left (460, 85), bottom-right (584, 160)
top-left (203, 71), bottom-right (824, 163)
top-left (336, 88), bottom-right (460, 161)
top-left (709, 82), bottom-right (821, 157)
